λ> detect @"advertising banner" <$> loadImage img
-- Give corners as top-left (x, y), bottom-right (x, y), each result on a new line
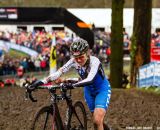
top-left (138, 62), bottom-right (160, 87)
top-left (0, 8), bottom-right (18, 20)
top-left (0, 40), bottom-right (38, 57)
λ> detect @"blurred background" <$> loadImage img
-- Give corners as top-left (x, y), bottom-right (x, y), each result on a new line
top-left (0, 1), bottom-right (160, 129)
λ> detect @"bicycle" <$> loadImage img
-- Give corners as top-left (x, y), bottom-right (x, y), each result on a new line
top-left (24, 82), bottom-right (87, 130)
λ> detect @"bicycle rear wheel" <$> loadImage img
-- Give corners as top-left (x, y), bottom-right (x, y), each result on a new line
top-left (69, 101), bottom-right (87, 130)
top-left (31, 106), bottom-right (61, 130)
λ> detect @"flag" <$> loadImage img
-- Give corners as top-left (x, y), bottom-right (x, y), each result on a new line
top-left (50, 34), bottom-right (57, 75)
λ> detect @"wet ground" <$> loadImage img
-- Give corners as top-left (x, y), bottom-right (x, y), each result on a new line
top-left (0, 86), bottom-right (160, 130)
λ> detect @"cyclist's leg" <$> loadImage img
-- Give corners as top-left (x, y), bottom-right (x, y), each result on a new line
top-left (93, 108), bottom-right (106, 130)
top-left (84, 86), bottom-right (111, 130)
top-left (84, 87), bottom-right (95, 113)
top-left (93, 88), bottom-right (111, 130)
top-left (84, 87), bottom-right (105, 130)
top-left (92, 110), bottom-right (110, 130)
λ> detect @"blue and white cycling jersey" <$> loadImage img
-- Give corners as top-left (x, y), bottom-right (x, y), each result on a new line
top-left (43, 56), bottom-right (111, 112)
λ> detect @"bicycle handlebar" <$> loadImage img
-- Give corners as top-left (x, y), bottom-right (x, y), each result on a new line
top-left (38, 84), bottom-right (60, 89)
top-left (24, 83), bottom-right (74, 102)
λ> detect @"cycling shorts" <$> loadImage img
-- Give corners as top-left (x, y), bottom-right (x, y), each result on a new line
top-left (84, 79), bottom-right (111, 112)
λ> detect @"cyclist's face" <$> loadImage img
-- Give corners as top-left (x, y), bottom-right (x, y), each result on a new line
top-left (74, 53), bottom-right (88, 66)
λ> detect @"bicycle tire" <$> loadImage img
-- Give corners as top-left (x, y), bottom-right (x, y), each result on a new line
top-left (31, 106), bottom-right (62, 130)
top-left (69, 101), bottom-right (87, 130)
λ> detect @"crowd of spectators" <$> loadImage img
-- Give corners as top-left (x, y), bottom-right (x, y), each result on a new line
top-left (0, 28), bottom-right (131, 77)
top-left (0, 29), bottom-right (72, 53)
top-left (0, 54), bottom-right (50, 77)
top-left (151, 28), bottom-right (160, 47)
top-left (0, 29), bottom-right (72, 76)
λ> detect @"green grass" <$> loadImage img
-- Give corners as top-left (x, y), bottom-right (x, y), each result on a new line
top-left (139, 86), bottom-right (160, 95)
top-left (5, 49), bottom-right (29, 59)
top-left (33, 69), bottom-right (79, 80)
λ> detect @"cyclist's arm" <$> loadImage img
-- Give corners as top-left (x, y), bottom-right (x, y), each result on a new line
top-left (42, 58), bottom-right (75, 84)
top-left (65, 77), bottom-right (79, 83)
top-left (73, 57), bottom-right (100, 87)
top-left (53, 77), bottom-right (79, 84)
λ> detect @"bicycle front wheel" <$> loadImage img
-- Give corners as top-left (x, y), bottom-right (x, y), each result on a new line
top-left (69, 101), bottom-right (87, 130)
top-left (31, 106), bottom-right (61, 130)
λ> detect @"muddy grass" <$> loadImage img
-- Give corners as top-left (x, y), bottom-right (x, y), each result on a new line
top-left (0, 86), bottom-right (160, 130)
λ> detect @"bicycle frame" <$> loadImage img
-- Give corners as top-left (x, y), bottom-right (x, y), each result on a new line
top-left (50, 88), bottom-right (84, 130)
top-left (25, 84), bottom-right (86, 130)
top-left (65, 97), bottom-right (84, 129)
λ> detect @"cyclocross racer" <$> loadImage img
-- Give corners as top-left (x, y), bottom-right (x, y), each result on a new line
top-left (29, 38), bottom-right (111, 130)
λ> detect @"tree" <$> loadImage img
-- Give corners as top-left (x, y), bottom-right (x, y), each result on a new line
top-left (130, 0), bottom-right (152, 87)
top-left (110, 0), bottom-right (124, 88)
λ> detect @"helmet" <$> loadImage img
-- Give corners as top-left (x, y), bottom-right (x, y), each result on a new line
top-left (70, 38), bottom-right (89, 56)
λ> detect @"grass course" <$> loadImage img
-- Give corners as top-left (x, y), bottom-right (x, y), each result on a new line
top-left (5, 49), bottom-right (29, 59)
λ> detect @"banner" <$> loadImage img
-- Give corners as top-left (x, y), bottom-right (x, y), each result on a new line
top-left (0, 40), bottom-right (38, 57)
top-left (138, 64), bottom-right (148, 87)
top-left (138, 62), bottom-right (160, 87)
top-left (49, 34), bottom-right (57, 75)
top-left (154, 63), bottom-right (160, 86)
top-left (0, 7), bottom-right (94, 48)
top-left (0, 8), bottom-right (18, 20)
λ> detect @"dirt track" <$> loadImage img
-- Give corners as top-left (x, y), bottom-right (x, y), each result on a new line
top-left (0, 86), bottom-right (160, 130)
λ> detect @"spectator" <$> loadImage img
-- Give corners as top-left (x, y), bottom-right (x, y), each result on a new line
top-left (34, 58), bottom-right (41, 72)
top-left (17, 66), bottom-right (24, 78)
top-left (106, 47), bottom-right (111, 64)
top-left (20, 58), bottom-right (28, 73)
top-left (123, 28), bottom-right (131, 56)
top-left (40, 58), bottom-right (47, 71)
top-left (152, 28), bottom-right (160, 47)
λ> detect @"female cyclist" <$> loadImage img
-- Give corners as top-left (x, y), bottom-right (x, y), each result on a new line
top-left (29, 38), bottom-right (111, 130)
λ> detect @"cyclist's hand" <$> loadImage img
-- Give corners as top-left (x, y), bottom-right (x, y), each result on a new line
top-left (28, 80), bottom-right (44, 92)
top-left (60, 82), bottom-right (74, 89)
top-left (65, 78), bottom-right (79, 84)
